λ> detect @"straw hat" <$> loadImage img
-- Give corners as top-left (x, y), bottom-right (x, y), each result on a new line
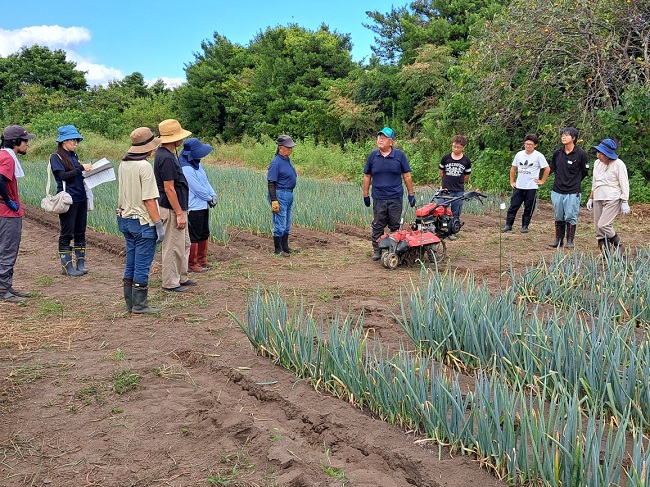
top-left (158, 119), bottom-right (191, 143)
top-left (128, 127), bottom-right (161, 154)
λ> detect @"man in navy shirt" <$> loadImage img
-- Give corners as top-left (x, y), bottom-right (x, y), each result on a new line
top-left (363, 127), bottom-right (416, 261)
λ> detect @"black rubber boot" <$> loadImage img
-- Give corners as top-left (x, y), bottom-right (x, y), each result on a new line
top-left (597, 238), bottom-right (606, 253)
top-left (606, 234), bottom-right (622, 253)
top-left (274, 236), bottom-right (289, 257)
top-left (59, 251), bottom-right (84, 276)
top-left (564, 224), bottom-right (576, 249)
top-left (123, 278), bottom-right (133, 313)
top-left (281, 233), bottom-right (295, 254)
top-left (74, 247), bottom-right (88, 274)
top-left (501, 216), bottom-right (514, 232)
top-left (548, 221), bottom-right (566, 248)
top-left (132, 283), bottom-right (160, 314)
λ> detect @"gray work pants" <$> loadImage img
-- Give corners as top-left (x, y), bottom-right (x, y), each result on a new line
top-left (0, 216), bottom-right (23, 290)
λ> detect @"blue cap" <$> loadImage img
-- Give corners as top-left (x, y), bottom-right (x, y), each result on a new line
top-left (378, 127), bottom-right (394, 139)
top-left (182, 138), bottom-right (213, 159)
top-left (56, 125), bottom-right (83, 142)
top-left (592, 138), bottom-right (618, 160)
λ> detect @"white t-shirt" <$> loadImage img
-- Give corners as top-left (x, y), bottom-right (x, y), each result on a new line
top-left (512, 149), bottom-right (549, 190)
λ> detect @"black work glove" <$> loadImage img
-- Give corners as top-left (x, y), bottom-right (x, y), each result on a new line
top-left (408, 194), bottom-right (416, 207)
top-left (363, 196), bottom-right (370, 207)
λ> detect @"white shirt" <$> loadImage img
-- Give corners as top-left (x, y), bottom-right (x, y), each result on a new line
top-left (591, 158), bottom-right (629, 202)
top-left (512, 149), bottom-right (548, 190)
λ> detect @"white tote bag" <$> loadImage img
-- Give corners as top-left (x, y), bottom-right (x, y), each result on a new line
top-left (40, 162), bottom-right (73, 214)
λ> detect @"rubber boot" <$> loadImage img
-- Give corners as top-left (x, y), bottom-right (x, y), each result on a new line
top-left (607, 234), bottom-right (622, 253)
top-left (274, 236), bottom-right (289, 257)
top-left (132, 282), bottom-right (160, 314)
top-left (548, 221), bottom-right (566, 248)
top-left (59, 251), bottom-right (84, 276)
top-left (372, 246), bottom-right (382, 261)
top-left (597, 238), bottom-right (606, 254)
top-left (564, 223), bottom-right (576, 249)
top-left (123, 278), bottom-right (133, 313)
top-left (188, 243), bottom-right (207, 272)
top-left (73, 246), bottom-right (88, 274)
top-left (197, 240), bottom-right (211, 268)
top-left (281, 233), bottom-right (295, 254)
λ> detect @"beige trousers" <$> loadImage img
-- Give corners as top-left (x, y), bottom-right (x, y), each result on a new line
top-left (159, 207), bottom-right (190, 288)
top-left (593, 199), bottom-right (620, 239)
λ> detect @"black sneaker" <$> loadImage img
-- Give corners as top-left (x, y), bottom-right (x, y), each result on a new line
top-left (0, 291), bottom-right (26, 303)
top-left (162, 285), bottom-right (189, 293)
top-left (180, 279), bottom-right (197, 286)
top-left (8, 287), bottom-right (29, 297)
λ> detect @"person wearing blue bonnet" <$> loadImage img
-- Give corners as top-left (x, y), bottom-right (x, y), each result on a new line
top-left (267, 135), bottom-right (298, 256)
top-left (50, 125), bottom-right (93, 276)
top-left (179, 138), bottom-right (217, 272)
top-left (363, 127), bottom-right (415, 260)
top-left (586, 138), bottom-right (630, 253)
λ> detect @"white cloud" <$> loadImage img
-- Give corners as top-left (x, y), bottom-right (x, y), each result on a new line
top-left (66, 51), bottom-right (123, 87)
top-left (0, 25), bottom-right (91, 56)
top-left (0, 25), bottom-right (122, 86)
top-left (147, 77), bottom-right (186, 89)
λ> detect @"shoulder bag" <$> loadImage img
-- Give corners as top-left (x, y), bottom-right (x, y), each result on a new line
top-left (41, 161), bottom-right (73, 213)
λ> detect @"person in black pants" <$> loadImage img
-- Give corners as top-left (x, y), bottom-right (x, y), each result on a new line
top-left (363, 127), bottom-right (416, 260)
top-left (501, 134), bottom-right (550, 233)
top-left (50, 125), bottom-right (92, 276)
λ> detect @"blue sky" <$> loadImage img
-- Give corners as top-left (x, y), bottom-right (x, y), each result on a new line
top-left (0, 0), bottom-right (400, 87)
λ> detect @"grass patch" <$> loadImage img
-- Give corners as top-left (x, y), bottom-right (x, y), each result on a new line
top-left (111, 369), bottom-right (141, 394)
top-left (207, 443), bottom-right (260, 486)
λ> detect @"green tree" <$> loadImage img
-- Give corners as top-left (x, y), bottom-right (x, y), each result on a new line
top-left (0, 45), bottom-right (88, 121)
top-left (466, 0), bottom-right (650, 142)
top-left (364, 0), bottom-right (508, 65)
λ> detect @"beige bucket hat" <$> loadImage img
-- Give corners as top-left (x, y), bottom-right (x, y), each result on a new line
top-left (128, 127), bottom-right (161, 154)
top-left (158, 119), bottom-right (191, 143)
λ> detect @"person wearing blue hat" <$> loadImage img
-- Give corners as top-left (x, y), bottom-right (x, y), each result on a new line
top-left (548, 127), bottom-right (589, 249)
top-left (0, 125), bottom-right (35, 303)
top-left (50, 125), bottom-right (93, 276)
top-left (363, 127), bottom-right (416, 260)
top-left (179, 138), bottom-right (217, 272)
top-left (586, 138), bottom-right (629, 252)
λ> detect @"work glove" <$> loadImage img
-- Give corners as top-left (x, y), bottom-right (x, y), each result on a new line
top-left (408, 194), bottom-right (416, 207)
top-left (154, 220), bottom-right (165, 244)
top-left (621, 202), bottom-right (630, 215)
top-left (363, 196), bottom-right (370, 207)
top-left (6, 200), bottom-right (18, 212)
top-left (586, 199), bottom-right (593, 210)
top-left (271, 200), bottom-right (280, 213)
top-left (208, 194), bottom-right (218, 208)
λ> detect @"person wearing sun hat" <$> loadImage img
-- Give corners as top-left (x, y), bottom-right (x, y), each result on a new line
top-left (0, 125), bottom-right (35, 303)
top-left (179, 138), bottom-right (217, 272)
top-left (50, 125), bottom-right (93, 276)
top-left (586, 138), bottom-right (629, 253)
top-left (363, 127), bottom-right (415, 260)
top-left (117, 127), bottom-right (164, 314)
top-left (268, 135), bottom-right (298, 256)
top-left (154, 119), bottom-right (194, 292)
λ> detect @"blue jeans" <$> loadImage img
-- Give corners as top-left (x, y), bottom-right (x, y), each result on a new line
top-left (550, 191), bottom-right (581, 225)
top-left (272, 190), bottom-right (294, 237)
top-left (118, 217), bottom-right (157, 284)
top-left (438, 191), bottom-right (464, 218)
